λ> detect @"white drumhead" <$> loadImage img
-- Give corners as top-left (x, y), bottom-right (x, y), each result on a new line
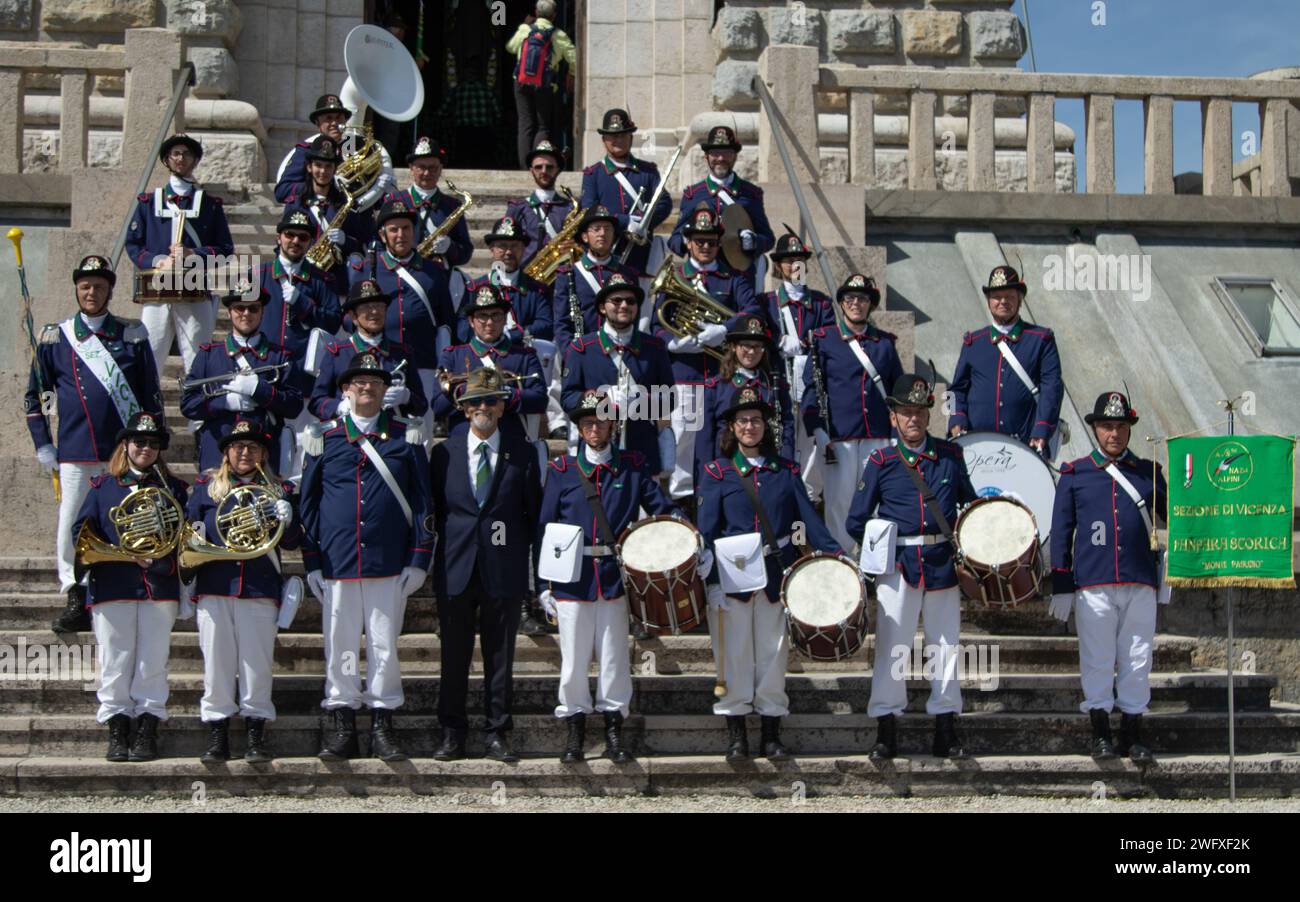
top-left (785, 558), bottom-right (861, 627)
top-left (621, 519), bottom-right (697, 571)
top-left (957, 499), bottom-right (1036, 565)
top-left (955, 432), bottom-right (1056, 544)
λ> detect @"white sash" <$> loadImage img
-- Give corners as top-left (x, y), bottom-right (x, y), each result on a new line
top-left (575, 259), bottom-right (603, 294)
top-left (478, 351), bottom-right (499, 371)
top-left (996, 336), bottom-right (1039, 398)
top-left (1103, 463), bottom-right (1155, 539)
top-left (358, 433), bottom-right (413, 526)
top-left (393, 262), bottom-right (437, 325)
top-left (153, 187), bottom-right (203, 246)
top-left (60, 319), bottom-right (140, 427)
top-left (535, 195), bottom-right (560, 239)
top-left (612, 170), bottom-right (640, 208)
top-left (715, 187), bottom-right (736, 207)
top-left (490, 272), bottom-right (523, 335)
top-left (845, 332), bottom-right (889, 402)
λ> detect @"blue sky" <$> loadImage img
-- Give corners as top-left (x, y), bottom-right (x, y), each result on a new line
top-left (1010, 0), bottom-right (1300, 192)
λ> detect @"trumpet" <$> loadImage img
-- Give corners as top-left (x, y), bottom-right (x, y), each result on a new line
top-left (650, 259), bottom-right (733, 362)
top-left (179, 466), bottom-right (285, 574)
top-left (436, 367), bottom-right (541, 395)
top-left (180, 362), bottom-right (292, 397)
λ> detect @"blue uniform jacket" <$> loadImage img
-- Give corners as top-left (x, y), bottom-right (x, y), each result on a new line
top-left (949, 321), bottom-right (1064, 443)
top-left (695, 369), bottom-right (795, 489)
top-left (550, 254), bottom-right (641, 349)
top-left (179, 333), bottom-right (304, 472)
top-left (431, 338), bottom-right (547, 438)
top-left (347, 251), bottom-right (454, 370)
top-left (506, 193), bottom-right (576, 266)
top-left (560, 328), bottom-right (675, 472)
top-left (459, 273), bottom-right (555, 344)
top-left (430, 428), bottom-right (542, 600)
top-left (185, 475), bottom-right (303, 602)
top-left (73, 469), bottom-right (189, 605)
top-left (698, 454), bottom-right (841, 601)
top-left (845, 437), bottom-right (979, 591)
top-left (669, 176), bottom-right (775, 274)
top-left (652, 260), bottom-right (760, 384)
top-left (124, 187), bottom-right (234, 270)
top-left (299, 413), bottom-right (433, 580)
top-left (761, 286), bottom-right (836, 347)
top-left (535, 449), bottom-right (678, 602)
top-left (579, 156), bottom-right (672, 276)
top-left (253, 257), bottom-right (343, 361)
top-left (282, 184), bottom-right (373, 296)
top-left (383, 186), bottom-right (473, 268)
top-left (273, 142), bottom-right (309, 203)
top-left (26, 314), bottom-right (163, 463)
top-left (1050, 449), bottom-right (1167, 593)
top-left (310, 333), bottom-right (428, 421)
top-left (800, 323), bottom-right (902, 441)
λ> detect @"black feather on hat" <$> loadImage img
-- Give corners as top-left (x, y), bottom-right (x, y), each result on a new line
top-left (484, 216), bottom-right (525, 245)
top-left (770, 226), bottom-right (811, 262)
top-left (343, 278), bottom-right (391, 313)
top-left (700, 125), bottom-right (742, 153)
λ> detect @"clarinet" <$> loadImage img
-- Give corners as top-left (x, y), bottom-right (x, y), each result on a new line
top-left (568, 271), bottom-right (584, 342)
top-left (810, 331), bottom-right (837, 467)
top-left (766, 363), bottom-right (784, 455)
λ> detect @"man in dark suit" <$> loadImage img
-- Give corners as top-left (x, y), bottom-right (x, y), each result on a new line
top-left (430, 368), bottom-right (543, 762)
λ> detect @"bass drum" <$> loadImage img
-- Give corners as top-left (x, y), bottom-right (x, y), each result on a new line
top-left (954, 432), bottom-right (1057, 546)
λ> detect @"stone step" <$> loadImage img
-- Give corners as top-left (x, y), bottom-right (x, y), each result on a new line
top-left (1, 672), bottom-right (1275, 716)
top-left (0, 626), bottom-right (1199, 675)
top-left (4, 752), bottom-right (1298, 799)
top-left (3, 709), bottom-right (1299, 760)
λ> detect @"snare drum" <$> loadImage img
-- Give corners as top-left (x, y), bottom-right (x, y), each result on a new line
top-left (780, 552), bottom-right (868, 661)
top-left (953, 496), bottom-right (1044, 608)
top-left (618, 515), bottom-right (707, 636)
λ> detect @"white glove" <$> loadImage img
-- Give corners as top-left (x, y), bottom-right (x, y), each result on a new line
top-left (273, 499), bottom-right (293, 523)
top-left (706, 583), bottom-right (730, 613)
top-left (657, 427), bottom-right (677, 476)
top-left (35, 444), bottom-right (57, 474)
top-left (697, 323), bottom-right (728, 348)
top-left (398, 566), bottom-right (426, 598)
top-left (667, 334), bottom-right (702, 354)
top-left (627, 213), bottom-right (645, 234)
top-left (607, 384), bottom-right (629, 410)
top-left (227, 373), bottom-right (259, 396)
top-left (335, 395), bottom-right (352, 417)
top-left (698, 548), bottom-right (714, 580)
top-left (779, 333), bottom-right (803, 358)
top-left (379, 173), bottom-right (398, 194)
top-left (306, 570), bottom-right (326, 603)
top-left (429, 235), bottom-right (451, 255)
top-left (382, 384), bottom-right (411, 409)
top-left (177, 581), bottom-right (196, 620)
top-left (326, 228), bottom-right (346, 247)
top-left (1048, 593), bottom-right (1074, 622)
top-left (225, 392), bottom-right (255, 411)
top-left (538, 589), bottom-right (558, 618)
top-left (814, 428), bottom-right (830, 453)
top-left (739, 229), bottom-right (757, 251)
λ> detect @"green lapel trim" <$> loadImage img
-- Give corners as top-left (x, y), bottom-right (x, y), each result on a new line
top-left (990, 320), bottom-right (1024, 344)
top-left (578, 445), bottom-right (619, 478)
top-left (470, 335), bottom-right (513, 356)
top-left (225, 332), bottom-right (269, 358)
top-left (731, 449), bottom-right (777, 476)
top-left (74, 313), bottom-right (121, 341)
top-left (344, 410), bottom-right (391, 443)
top-left (895, 436), bottom-right (937, 468)
top-left (838, 319), bottom-right (877, 342)
top-left (349, 332), bottom-right (389, 356)
top-left (597, 328), bottom-right (640, 355)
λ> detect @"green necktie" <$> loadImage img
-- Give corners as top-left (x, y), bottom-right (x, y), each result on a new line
top-left (474, 443), bottom-right (492, 507)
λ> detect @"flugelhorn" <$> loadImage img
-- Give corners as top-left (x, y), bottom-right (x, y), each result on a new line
top-left (650, 259), bottom-right (733, 362)
top-left (436, 367), bottom-right (541, 395)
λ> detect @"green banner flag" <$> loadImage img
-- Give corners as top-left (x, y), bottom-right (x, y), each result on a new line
top-left (1166, 434), bottom-right (1296, 588)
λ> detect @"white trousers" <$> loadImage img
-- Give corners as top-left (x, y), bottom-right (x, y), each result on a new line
top-left (823, 438), bottom-right (891, 553)
top-left (669, 383), bottom-right (703, 499)
top-left (320, 575), bottom-right (407, 711)
top-left (56, 461), bottom-right (108, 592)
top-left (284, 409), bottom-right (314, 482)
top-left (92, 600), bottom-right (177, 723)
top-left (710, 590), bottom-right (790, 717)
top-left (868, 572), bottom-right (962, 718)
top-left (554, 595), bottom-right (633, 718)
top-left (796, 427), bottom-right (823, 501)
top-left (1075, 584), bottom-right (1156, 715)
top-left (418, 368), bottom-right (437, 452)
top-left (139, 298), bottom-right (216, 378)
top-left (197, 596), bottom-right (278, 722)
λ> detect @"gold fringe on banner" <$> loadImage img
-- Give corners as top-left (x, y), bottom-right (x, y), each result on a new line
top-left (1166, 576), bottom-right (1297, 589)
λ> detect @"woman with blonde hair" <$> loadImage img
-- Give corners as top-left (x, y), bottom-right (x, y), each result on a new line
top-left (184, 417), bottom-right (299, 764)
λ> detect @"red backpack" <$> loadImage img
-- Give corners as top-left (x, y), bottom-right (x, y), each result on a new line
top-left (515, 25), bottom-right (554, 89)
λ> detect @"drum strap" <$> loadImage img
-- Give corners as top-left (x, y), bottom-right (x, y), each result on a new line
top-left (737, 471), bottom-right (780, 560)
top-left (900, 461), bottom-right (955, 541)
top-left (576, 469), bottom-right (619, 548)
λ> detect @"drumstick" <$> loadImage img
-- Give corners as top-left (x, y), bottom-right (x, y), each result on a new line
top-left (713, 611), bottom-right (727, 698)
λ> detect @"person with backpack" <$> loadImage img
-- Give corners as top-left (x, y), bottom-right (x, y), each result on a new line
top-left (506, 1), bottom-right (577, 168)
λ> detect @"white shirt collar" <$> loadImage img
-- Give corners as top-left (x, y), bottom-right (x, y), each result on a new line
top-left (783, 281), bottom-right (805, 299)
top-left (902, 438), bottom-right (927, 453)
top-left (993, 318), bottom-right (1020, 334)
top-left (494, 268), bottom-right (518, 287)
top-left (586, 253), bottom-right (613, 267)
top-left (231, 331), bottom-right (254, 347)
top-left (603, 322), bottom-right (634, 344)
top-left (355, 330), bottom-right (382, 346)
top-left (81, 312), bottom-right (109, 332)
top-left (609, 156), bottom-right (630, 169)
top-left (128, 466), bottom-right (147, 479)
top-left (691, 258), bottom-right (719, 273)
top-left (351, 412), bottom-right (379, 434)
top-left (737, 366), bottom-right (756, 379)
top-left (168, 175), bottom-right (194, 196)
top-left (744, 455), bottom-right (765, 468)
top-left (394, 252), bottom-right (414, 265)
top-left (585, 444), bottom-right (613, 466)
top-left (712, 171), bottom-right (736, 187)
top-left (278, 253), bottom-right (301, 274)
top-left (470, 429), bottom-right (501, 455)
top-left (534, 187), bottom-right (557, 202)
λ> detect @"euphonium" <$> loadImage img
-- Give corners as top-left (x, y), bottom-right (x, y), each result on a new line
top-left (179, 465), bottom-right (286, 573)
top-left (650, 259), bottom-right (733, 363)
top-left (73, 484), bottom-right (186, 580)
top-left (416, 180), bottom-right (474, 259)
top-left (523, 186), bottom-right (584, 286)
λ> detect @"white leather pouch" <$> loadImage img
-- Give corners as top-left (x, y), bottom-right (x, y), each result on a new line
top-left (715, 532), bottom-right (767, 594)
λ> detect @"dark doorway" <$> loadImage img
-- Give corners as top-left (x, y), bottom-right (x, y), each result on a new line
top-left (365, 0), bottom-right (578, 170)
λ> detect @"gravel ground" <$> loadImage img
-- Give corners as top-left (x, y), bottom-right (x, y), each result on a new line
top-left (2, 795), bottom-right (1298, 813)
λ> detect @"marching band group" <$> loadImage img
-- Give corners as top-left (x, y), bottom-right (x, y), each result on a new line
top-left (25, 102), bottom-right (1168, 769)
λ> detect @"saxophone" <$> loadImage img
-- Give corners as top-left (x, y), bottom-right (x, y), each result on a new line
top-left (416, 180), bottom-right (474, 260)
top-left (523, 186), bottom-right (584, 286)
top-left (306, 124), bottom-right (383, 271)
top-left (305, 192), bottom-right (355, 271)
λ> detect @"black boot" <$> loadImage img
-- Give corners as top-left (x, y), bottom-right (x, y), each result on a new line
top-left (603, 711), bottom-right (633, 763)
top-left (725, 715), bottom-right (749, 762)
top-left (128, 713), bottom-right (160, 762)
top-left (1089, 709), bottom-right (1118, 760)
top-left (560, 713), bottom-right (586, 764)
top-left (369, 709), bottom-right (409, 762)
top-left (318, 708), bottom-right (359, 760)
top-left (245, 718), bottom-right (273, 763)
top-left (1119, 713), bottom-right (1155, 764)
top-left (869, 714), bottom-right (897, 760)
top-left (932, 713), bottom-right (968, 759)
top-left (760, 716), bottom-right (792, 760)
top-left (434, 728), bottom-right (467, 761)
top-left (52, 586), bottom-right (90, 635)
top-left (520, 598), bottom-right (547, 636)
top-left (106, 714), bottom-right (130, 762)
top-left (484, 732), bottom-right (520, 763)
top-left (200, 719), bottom-right (230, 763)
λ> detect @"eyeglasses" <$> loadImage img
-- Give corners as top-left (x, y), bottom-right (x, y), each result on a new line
top-left (604, 296), bottom-right (638, 307)
top-left (411, 163), bottom-right (440, 174)
top-left (691, 238), bottom-right (719, 248)
top-left (462, 397), bottom-right (501, 409)
top-left (129, 438), bottom-right (162, 449)
top-left (733, 416), bottom-right (765, 427)
top-left (229, 305), bottom-right (260, 315)
top-left (228, 441), bottom-right (262, 454)
top-left (281, 232), bottom-right (310, 242)
top-left (168, 149), bottom-right (194, 159)
top-left (578, 420), bottom-right (609, 432)
top-left (472, 311), bottom-right (507, 322)
top-left (840, 295), bottom-right (874, 306)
